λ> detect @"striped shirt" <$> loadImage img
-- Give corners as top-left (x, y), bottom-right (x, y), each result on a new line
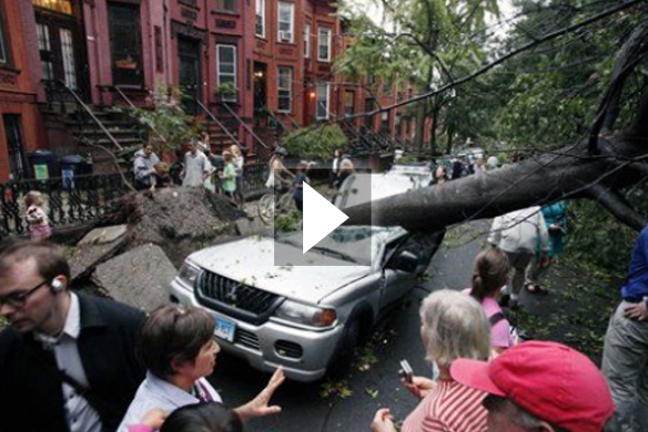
top-left (402, 380), bottom-right (488, 432)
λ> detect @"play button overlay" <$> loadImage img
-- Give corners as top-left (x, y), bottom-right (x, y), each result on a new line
top-left (302, 182), bottom-right (349, 253)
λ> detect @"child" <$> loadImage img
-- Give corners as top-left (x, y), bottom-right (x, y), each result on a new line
top-left (220, 150), bottom-right (237, 202)
top-left (24, 191), bottom-right (51, 240)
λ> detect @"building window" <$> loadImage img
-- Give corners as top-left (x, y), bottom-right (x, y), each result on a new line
top-left (277, 66), bottom-right (292, 113)
top-left (316, 83), bottom-right (329, 120)
top-left (217, 44), bottom-right (237, 102)
top-left (344, 90), bottom-right (355, 116)
top-left (3, 115), bottom-right (27, 181)
top-left (216, 0), bottom-right (236, 12)
top-left (317, 27), bottom-right (331, 62)
top-left (255, 0), bottom-right (265, 37)
top-left (32, 0), bottom-right (73, 14)
top-left (277, 2), bottom-right (294, 43)
top-left (36, 24), bottom-right (53, 80)
top-left (303, 23), bottom-right (310, 58)
top-left (0, 0), bottom-right (9, 65)
top-left (60, 29), bottom-right (77, 89)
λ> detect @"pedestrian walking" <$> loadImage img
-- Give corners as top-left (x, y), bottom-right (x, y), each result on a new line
top-left (230, 144), bottom-right (245, 206)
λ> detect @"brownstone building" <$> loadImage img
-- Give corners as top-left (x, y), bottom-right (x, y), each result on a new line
top-left (0, 0), bottom-right (420, 181)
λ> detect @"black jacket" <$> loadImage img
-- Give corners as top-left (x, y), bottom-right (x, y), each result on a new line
top-left (0, 293), bottom-right (146, 432)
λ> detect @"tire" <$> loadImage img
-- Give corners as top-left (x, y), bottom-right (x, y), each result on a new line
top-left (329, 318), bottom-right (362, 378)
top-left (258, 194), bottom-right (275, 225)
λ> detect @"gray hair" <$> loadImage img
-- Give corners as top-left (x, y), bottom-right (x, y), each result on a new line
top-left (483, 395), bottom-right (570, 432)
top-left (420, 289), bottom-right (491, 367)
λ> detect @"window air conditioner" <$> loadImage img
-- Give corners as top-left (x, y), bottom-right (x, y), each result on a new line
top-left (279, 31), bottom-right (292, 42)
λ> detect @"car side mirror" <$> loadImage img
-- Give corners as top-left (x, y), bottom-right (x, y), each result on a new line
top-left (390, 250), bottom-right (419, 273)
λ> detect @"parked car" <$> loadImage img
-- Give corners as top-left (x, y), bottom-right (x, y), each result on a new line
top-left (169, 173), bottom-right (445, 382)
top-left (386, 161), bottom-right (434, 187)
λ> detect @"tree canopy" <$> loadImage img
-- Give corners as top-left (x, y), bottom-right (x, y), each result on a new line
top-left (336, 0), bottom-right (648, 232)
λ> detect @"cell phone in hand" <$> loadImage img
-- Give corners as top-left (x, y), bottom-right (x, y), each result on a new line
top-left (398, 359), bottom-right (414, 383)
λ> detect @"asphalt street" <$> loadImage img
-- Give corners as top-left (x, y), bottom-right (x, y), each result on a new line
top-left (207, 222), bottom-right (488, 432)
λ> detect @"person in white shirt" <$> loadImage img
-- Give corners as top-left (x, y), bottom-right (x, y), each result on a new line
top-left (487, 207), bottom-right (549, 309)
top-left (118, 304), bottom-right (284, 432)
top-left (181, 140), bottom-right (211, 187)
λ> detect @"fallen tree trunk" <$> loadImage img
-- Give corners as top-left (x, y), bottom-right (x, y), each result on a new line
top-left (343, 133), bottom-right (648, 232)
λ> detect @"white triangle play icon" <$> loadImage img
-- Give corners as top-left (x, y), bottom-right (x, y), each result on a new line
top-left (303, 182), bottom-right (349, 254)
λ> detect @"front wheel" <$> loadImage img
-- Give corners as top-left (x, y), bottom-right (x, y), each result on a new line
top-left (258, 193), bottom-right (275, 225)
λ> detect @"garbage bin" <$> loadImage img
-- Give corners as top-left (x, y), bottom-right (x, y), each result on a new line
top-left (60, 154), bottom-right (87, 189)
top-left (28, 150), bottom-right (55, 180)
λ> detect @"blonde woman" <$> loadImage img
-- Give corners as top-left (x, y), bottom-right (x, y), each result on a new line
top-left (230, 145), bottom-right (245, 205)
top-left (372, 290), bottom-right (491, 432)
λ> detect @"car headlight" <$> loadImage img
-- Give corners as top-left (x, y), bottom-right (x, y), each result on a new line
top-left (177, 261), bottom-right (200, 289)
top-left (274, 300), bottom-right (337, 327)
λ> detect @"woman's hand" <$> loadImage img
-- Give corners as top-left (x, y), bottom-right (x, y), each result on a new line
top-left (140, 408), bottom-right (167, 429)
top-left (235, 366), bottom-right (285, 423)
top-left (403, 375), bottom-right (436, 399)
top-left (371, 408), bottom-right (396, 432)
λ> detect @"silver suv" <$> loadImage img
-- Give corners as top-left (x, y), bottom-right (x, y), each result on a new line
top-left (169, 174), bottom-right (445, 382)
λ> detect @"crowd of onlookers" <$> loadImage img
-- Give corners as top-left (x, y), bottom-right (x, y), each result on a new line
top-left (132, 134), bottom-right (245, 207)
top-left (4, 145), bottom-right (648, 431)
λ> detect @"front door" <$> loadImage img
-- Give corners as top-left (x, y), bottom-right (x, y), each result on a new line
top-left (33, 0), bottom-right (87, 97)
top-left (253, 62), bottom-right (268, 113)
top-left (178, 37), bottom-right (202, 115)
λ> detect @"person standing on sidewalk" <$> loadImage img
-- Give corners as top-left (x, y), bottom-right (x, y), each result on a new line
top-left (602, 222), bottom-right (648, 432)
top-left (487, 206), bottom-right (549, 309)
top-left (181, 140), bottom-right (211, 188)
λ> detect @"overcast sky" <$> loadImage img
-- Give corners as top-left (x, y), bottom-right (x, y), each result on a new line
top-left (347, 0), bottom-right (518, 36)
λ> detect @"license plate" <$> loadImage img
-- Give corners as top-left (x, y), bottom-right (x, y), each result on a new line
top-left (214, 315), bottom-right (236, 342)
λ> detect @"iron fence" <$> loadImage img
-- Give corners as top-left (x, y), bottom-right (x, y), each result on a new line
top-left (0, 163), bottom-right (267, 239)
top-left (0, 173), bottom-right (134, 239)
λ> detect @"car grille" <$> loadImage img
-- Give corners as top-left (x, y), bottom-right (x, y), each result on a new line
top-left (236, 328), bottom-right (261, 351)
top-left (275, 340), bottom-right (303, 359)
top-left (195, 269), bottom-right (284, 325)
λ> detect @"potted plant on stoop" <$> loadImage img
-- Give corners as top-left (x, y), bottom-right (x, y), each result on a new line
top-left (115, 55), bottom-right (138, 70)
top-left (216, 82), bottom-right (237, 102)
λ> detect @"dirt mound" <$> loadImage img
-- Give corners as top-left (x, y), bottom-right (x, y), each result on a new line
top-left (96, 187), bottom-right (239, 265)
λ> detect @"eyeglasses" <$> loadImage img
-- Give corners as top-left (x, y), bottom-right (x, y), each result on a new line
top-left (0, 280), bottom-right (49, 308)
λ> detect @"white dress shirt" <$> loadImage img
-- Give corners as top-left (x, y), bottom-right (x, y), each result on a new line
top-left (117, 372), bottom-right (222, 432)
top-left (35, 292), bottom-right (101, 432)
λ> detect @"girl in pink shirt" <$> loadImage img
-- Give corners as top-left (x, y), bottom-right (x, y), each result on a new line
top-left (463, 247), bottom-right (515, 352)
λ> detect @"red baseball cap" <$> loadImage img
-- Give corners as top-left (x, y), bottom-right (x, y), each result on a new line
top-left (450, 341), bottom-right (614, 432)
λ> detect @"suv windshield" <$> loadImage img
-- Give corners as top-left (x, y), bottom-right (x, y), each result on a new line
top-left (276, 226), bottom-right (399, 266)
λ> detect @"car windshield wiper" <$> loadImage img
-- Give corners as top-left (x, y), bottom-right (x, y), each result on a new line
top-left (275, 236), bottom-right (302, 248)
top-left (309, 246), bottom-right (359, 263)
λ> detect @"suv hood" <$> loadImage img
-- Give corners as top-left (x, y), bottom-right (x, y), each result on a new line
top-left (188, 236), bottom-right (372, 304)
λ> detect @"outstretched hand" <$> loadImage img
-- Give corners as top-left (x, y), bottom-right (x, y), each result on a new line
top-left (235, 366), bottom-right (285, 423)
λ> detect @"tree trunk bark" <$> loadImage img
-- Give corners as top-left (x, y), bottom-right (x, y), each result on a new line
top-left (342, 133), bottom-right (647, 232)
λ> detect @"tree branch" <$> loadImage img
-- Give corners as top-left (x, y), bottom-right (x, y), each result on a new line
top-left (588, 183), bottom-right (647, 231)
top-left (344, 0), bottom-right (645, 119)
top-left (631, 87), bottom-right (648, 138)
top-left (342, 133), bottom-right (648, 232)
top-left (589, 20), bottom-right (648, 153)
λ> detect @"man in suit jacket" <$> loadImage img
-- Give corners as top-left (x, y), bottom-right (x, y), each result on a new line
top-left (0, 239), bottom-right (146, 432)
